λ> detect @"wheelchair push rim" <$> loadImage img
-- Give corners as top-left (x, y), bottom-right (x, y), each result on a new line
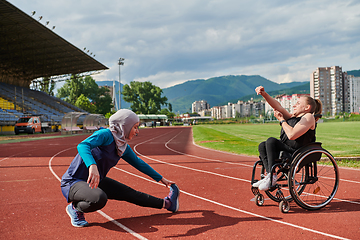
top-left (289, 149), bottom-right (339, 210)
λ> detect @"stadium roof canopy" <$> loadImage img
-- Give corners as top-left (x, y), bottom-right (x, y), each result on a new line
top-left (0, 0), bottom-right (109, 88)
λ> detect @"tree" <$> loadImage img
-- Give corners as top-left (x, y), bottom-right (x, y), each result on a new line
top-left (95, 87), bottom-right (114, 115)
top-left (75, 94), bottom-right (96, 113)
top-left (56, 75), bottom-right (113, 115)
top-left (105, 110), bottom-right (116, 119)
top-left (160, 108), bottom-right (175, 119)
top-left (57, 74), bottom-right (83, 105)
top-left (122, 81), bottom-right (168, 114)
top-left (83, 76), bottom-right (100, 102)
top-left (81, 75), bottom-right (114, 115)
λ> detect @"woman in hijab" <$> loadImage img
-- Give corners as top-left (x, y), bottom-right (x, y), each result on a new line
top-left (61, 109), bottom-right (179, 227)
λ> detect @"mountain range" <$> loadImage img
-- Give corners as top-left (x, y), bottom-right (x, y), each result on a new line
top-left (97, 69), bottom-right (360, 114)
top-left (161, 75), bottom-right (308, 113)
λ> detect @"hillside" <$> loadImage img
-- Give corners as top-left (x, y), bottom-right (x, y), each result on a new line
top-left (162, 75), bottom-right (307, 113)
top-left (347, 69), bottom-right (360, 77)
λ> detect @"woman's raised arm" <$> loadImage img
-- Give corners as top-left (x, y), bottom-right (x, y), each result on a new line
top-left (255, 86), bottom-right (292, 120)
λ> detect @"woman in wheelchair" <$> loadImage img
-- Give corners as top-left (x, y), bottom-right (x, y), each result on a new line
top-left (252, 86), bottom-right (322, 191)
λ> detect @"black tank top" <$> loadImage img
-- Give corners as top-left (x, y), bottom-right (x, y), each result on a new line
top-left (280, 116), bottom-right (316, 150)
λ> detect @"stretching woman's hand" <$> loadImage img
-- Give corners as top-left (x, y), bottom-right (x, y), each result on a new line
top-left (87, 164), bottom-right (100, 189)
top-left (160, 177), bottom-right (175, 187)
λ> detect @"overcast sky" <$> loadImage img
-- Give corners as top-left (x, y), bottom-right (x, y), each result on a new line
top-left (8, 0), bottom-right (360, 89)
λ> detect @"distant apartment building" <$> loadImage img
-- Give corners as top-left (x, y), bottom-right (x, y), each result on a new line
top-left (343, 72), bottom-right (350, 113)
top-left (232, 101), bottom-right (243, 118)
top-left (211, 100), bottom-right (265, 119)
top-left (310, 66), bottom-right (346, 116)
top-left (348, 75), bottom-right (360, 113)
top-left (191, 100), bottom-right (210, 113)
top-left (197, 109), bottom-right (212, 117)
top-left (211, 106), bottom-right (223, 119)
top-left (278, 94), bottom-right (292, 113)
top-left (265, 93), bottom-right (310, 116)
top-left (223, 103), bottom-right (232, 118)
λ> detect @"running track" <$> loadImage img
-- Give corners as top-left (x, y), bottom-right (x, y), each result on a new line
top-left (0, 127), bottom-right (359, 239)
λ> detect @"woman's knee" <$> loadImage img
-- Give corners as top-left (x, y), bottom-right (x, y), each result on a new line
top-left (78, 189), bottom-right (108, 213)
top-left (90, 190), bottom-right (108, 209)
top-left (265, 137), bottom-right (278, 147)
top-left (258, 141), bottom-right (265, 151)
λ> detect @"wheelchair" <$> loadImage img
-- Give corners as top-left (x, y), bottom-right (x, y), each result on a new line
top-left (251, 142), bottom-right (339, 213)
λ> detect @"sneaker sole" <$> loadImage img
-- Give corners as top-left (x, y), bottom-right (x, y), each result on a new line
top-left (174, 199), bottom-right (179, 212)
top-left (169, 184), bottom-right (180, 212)
top-left (168, 196), bottom-right (179, 212)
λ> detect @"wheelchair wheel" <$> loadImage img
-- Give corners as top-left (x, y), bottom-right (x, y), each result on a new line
top-left (289, 148), bottom-right (339, 210)
top-left (279, 200), bottom-right (290, 213)
top-left (255, 194), bottom-right (264, 206)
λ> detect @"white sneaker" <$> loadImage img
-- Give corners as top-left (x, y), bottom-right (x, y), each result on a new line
top-left (258, 174), bottom-right (278, 191)
top-left (252, 174), bottom-right (269, 188)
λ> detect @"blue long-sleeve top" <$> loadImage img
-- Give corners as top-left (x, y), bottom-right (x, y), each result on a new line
top-left (61, 128), bottom-right (162, 202)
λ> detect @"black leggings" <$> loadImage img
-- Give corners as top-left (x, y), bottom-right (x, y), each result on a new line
top-left (258, 137), bottom-right (295, 173)
top-left (68, 177), bottom-right (164, 213)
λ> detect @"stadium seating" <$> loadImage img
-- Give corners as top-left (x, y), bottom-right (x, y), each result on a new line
top-left (0, 82), bottom-right (88, 125)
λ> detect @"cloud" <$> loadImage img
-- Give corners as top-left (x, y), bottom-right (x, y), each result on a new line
top-left (8, 0), bottom-right (360, 89)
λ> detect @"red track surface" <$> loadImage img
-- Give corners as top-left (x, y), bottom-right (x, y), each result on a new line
top-left (1, 127), bottom-right (359, 239)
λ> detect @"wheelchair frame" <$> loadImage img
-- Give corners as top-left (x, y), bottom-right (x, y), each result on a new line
top-left (251, 142), bottom-right (339, 213)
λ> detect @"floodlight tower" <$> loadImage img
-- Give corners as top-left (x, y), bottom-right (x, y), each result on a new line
top-left (112, 79), bottom-right (116, 110)
top-left (118, 58), bottom-right (125, 110)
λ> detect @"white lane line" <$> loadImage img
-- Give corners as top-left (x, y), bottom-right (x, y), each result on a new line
top-left (113, 167), bottom-right (350, 240)
top-left (48, 147), bottom-right (147, 240)
top-left (164, 131), bottom-right (253, 168)
top-left (133, 131), bottom-right (250, 182)
top-left (322, 176), bottom-right (360, 184)
top-left (97, 211), bottom-right (148, 240)
top-left (135, 147), bottom-right (251, 183)
top-left (48, 147), bottom-right (74, 182)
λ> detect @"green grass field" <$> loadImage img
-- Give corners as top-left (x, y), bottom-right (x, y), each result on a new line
top-left (192, 121), bottom-right (360, 167)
